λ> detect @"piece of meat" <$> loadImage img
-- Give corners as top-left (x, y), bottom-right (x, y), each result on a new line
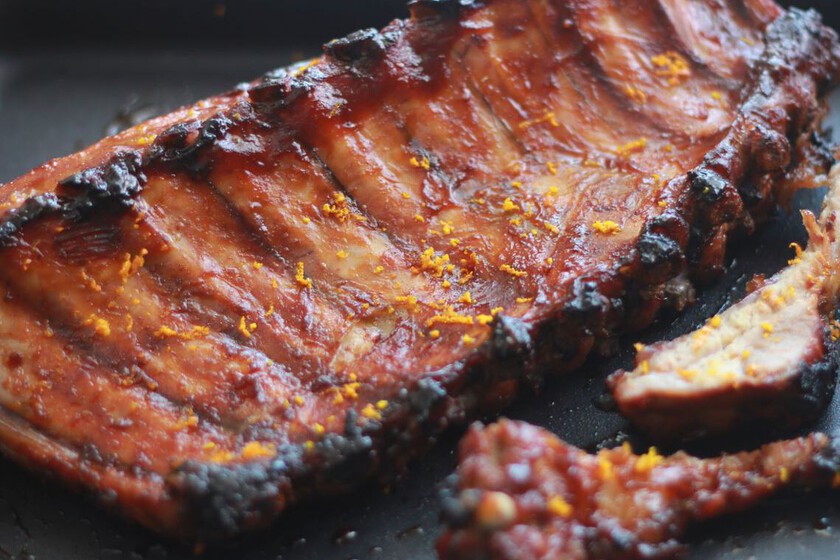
top-left (438, 420), bottom-right (840, 560)
top-left (608, 163), bottom-right (840, 441)
top-left (0, 0), bottom-right (838, 538)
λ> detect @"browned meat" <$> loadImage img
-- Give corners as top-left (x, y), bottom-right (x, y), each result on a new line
top-left (438, 420), bottom-right (840, 560)
top-left (608, 163), bottom-right (840, 441)
top-left (0, 0), bottom-right (838, 538)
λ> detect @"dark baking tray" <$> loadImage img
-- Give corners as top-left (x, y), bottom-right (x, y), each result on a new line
top-left (0, 1), bottom-right (839, 558)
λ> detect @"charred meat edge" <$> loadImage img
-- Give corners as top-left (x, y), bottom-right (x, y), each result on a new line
top-left (437, 419), bottom-right (840, 560)
top-left (0, 4), bottom-right (836, 538)
top-left (608, 164), bottom-right (840, 441)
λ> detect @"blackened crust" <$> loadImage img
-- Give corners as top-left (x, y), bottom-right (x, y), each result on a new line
top-left (0, 151), bottom-right (145, 248)
top-left (168, 315), bottom-right (532, 538)
top-left (0, 113), bottom-right (232, 250)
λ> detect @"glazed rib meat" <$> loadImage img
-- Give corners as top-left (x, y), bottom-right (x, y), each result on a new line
top-left (0, 0), bottom-right (838, 538)
top-left (438, 420), bottom-right (840, 560)
top-left (609, 163), bottom-right (840, 441)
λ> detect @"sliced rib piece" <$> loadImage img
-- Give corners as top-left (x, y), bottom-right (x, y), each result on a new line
top-left (438, 420), bottom-right (840, 560)
top-left (0, 0), bottom-right (838, 538)
top-left (609, 164), bottom-right (840, 441)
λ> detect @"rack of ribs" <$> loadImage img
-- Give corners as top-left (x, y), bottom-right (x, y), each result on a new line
top-left (438, 419), bottom-right (840, 560)
top-left (0, 0), bottom-right (837, 538)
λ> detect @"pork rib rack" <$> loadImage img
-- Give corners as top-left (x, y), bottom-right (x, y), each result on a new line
top-left (0, 0), bottom-right (837, 538)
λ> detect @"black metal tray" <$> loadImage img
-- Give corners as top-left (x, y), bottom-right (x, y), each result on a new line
top-left (0, 1), bottom-right (839, 558)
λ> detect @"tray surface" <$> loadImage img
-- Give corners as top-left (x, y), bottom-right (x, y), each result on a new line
top-left (0, 2), bottom-right (839, 558)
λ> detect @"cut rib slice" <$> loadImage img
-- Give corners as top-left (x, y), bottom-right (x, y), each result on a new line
top-left (609, 164), bottom-right (840, 441)
top-left (438, 420), bottom-right (840, 560)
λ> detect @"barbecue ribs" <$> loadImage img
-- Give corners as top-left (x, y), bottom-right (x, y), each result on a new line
top-left (609, 163), bottom-right (840, 440)
top-left (438, 420), bottom-right (840, 560)
top-left (0, 0), bottom-right (837, 538)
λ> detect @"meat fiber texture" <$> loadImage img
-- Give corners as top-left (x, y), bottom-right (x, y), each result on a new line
top-left (0, 0), bottom-right (837, 538)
